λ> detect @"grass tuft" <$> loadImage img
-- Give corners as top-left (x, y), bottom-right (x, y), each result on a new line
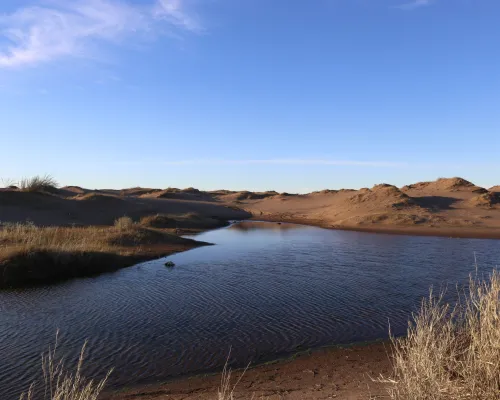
top-left (18, 332), bottom-right (111, 400)
top-left (381, 270), bottom-right (500, 399)
top-left (18, 175), bottom-right (58, 192)
top-left (114, 216), bottom-right (134, 230)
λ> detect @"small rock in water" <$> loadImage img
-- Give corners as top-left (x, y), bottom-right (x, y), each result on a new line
top-left (164, 261), bottom-right (175, 268)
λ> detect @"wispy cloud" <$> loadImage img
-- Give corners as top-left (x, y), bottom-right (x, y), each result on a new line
top-left (0, 0), bottom-right (200, 68)
top-left (154, 0), bottom-right (201, 32)
top-left (112, 159), bottom-right (408, 167)
top-left (396, 0), bottom-right (434, 10)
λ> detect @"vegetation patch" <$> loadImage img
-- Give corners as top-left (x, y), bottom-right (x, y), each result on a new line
top-left (380, 270), bottom-right (500, 399)
top-left (0, 221), bottom-right (209, 288)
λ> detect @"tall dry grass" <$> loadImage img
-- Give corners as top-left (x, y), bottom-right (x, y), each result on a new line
top-left (383, 270), bottom-right (500, 399)
top-left (18, 335), bottom-right (111, 400)
top-left (18, 175), bottom-right (58, 192)
top-left (0, 221), bottom-right (193, 287)
top-left (217, 351), bottom-right (249, 400)
top-left (0, 222), bottom-right (111, 253)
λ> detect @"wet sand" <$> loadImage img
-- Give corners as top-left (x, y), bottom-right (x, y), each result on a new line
top-left (104, 342), bottom-right (392, 400)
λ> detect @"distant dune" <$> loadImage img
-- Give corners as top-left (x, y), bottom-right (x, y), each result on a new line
top-left (221, 177), bottom-right (500, 238)
top-left (1, 177), bottom-right (500, 238)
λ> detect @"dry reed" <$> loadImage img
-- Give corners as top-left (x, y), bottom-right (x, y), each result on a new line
top-left (18, 175), bottom-right (58, 192)
top-left (18, 334), bottom-right (111, 400)
top-left (382, 270), bottom-right (500, 399)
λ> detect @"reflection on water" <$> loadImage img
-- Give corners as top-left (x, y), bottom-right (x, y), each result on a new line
top-left (228, 220), bottom-right (308, 232)
top-left (0, 221), bottom-right (499, 399)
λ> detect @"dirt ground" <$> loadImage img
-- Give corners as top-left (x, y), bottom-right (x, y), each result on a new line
top-left (104, 342), bottom-right (392, 400)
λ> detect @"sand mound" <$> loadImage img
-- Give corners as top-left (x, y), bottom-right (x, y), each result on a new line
top-left (209, 190), bottom-right (237, 196)
top-left (141, 188), bottom-right (215, 201)
top-left (220, 191), bottom-right (279, 201)
top-left (120, 187), bottom-right (162, 197)
top-left (0, 190), bottom-right (62, 208)
top-left (403, 177), bottom-right (483, 192)
top-left (74, 193), bottom-right (124, 203)
top-left (348, 184), bottom-right (415, 209)
top-left (61, 186), bottom-right (88, 195)
top-left (140, 214), bottom-right (177, 229)
top-left (469, 192), bottom-right (500, 208)
top-left (489, 186), bottom-right (500, 193)
top-left (310, 189), bottom-right (339, 195)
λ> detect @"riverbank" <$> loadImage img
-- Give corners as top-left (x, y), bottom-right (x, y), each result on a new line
top-left (252, 215), bottom-right (500, 240)
top-left (103, 341), bottom-right (391, 400)
top-left (0, 216), bottom-right (223, 288)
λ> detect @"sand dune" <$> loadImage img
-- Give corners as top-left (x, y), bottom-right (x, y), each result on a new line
top-left (0, 187), bottom-right (249, 227)
top-left (1, 177), bottom-right (500, 238)
top-left (223, 177), bottom-right (500, 238)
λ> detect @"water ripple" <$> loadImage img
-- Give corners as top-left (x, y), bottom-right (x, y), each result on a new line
top-left (0, 222), bottom-right (499, 399)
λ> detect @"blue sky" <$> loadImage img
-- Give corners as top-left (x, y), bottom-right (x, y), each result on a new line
top-left (0, 0), bottom-right (499, 192)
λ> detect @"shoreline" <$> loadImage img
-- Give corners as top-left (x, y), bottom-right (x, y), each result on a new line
top-left (251, 215), bottom-right (500, 240)
top-left (0, 222), bottom-right (227, 289)
top-left (104, 340), bottom-right (392, 400)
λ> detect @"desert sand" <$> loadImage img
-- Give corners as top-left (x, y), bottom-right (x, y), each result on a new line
top-left (2, 177), bottom-right (499, 239)
top-left (221, 177), bottom-right (500, 239)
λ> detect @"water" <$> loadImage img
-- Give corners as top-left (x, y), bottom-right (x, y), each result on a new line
top-left (1, 221), bottom-right (499, 398)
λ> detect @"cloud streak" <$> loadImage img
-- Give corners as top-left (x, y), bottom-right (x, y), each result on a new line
top-left (0, 0), bottom-right (200, 68)
top-left (113, 159), bottom-right (408, 167)
top-left (396, 0), bottom-right (434, 10)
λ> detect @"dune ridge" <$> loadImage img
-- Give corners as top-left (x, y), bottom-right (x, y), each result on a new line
top-left (1, 177), bottom-right (500, 238)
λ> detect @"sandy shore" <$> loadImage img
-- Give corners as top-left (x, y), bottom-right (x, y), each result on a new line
top-left (103, 342), bottom-right (392, 400)
top-left (252, 215), bottom-right (500, 240)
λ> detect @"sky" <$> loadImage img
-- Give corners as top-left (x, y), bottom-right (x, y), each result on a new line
top-left (0, 0), bottom-right (499, 193)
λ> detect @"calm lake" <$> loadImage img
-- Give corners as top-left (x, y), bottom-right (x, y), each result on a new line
top-left (1, 221), bottom-right (499, 398)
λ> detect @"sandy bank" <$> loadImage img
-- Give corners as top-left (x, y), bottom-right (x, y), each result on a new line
top-left (104, 341), bottom-right (391, 400)
top-left (252, 215), bottom-right (500, 239)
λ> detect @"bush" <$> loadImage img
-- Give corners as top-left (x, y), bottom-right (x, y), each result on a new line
top-left (383, 270), bottom-right (500, 399)
top-left (18, 175), bottom-right (58, 192)
top-left (114, 216), bottom-right (134, 230)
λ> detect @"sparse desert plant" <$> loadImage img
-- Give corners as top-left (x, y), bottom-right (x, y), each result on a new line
top-left (18, 175), bottom-right (58, 192)
top-left (114, 216), bottom-right (134, 230)
top-left (18, 333), bottom-right (112, 400)
top-left (381, 270), bottom-right (500, 399)
top-left (217, 350), bottom-right (249, 400)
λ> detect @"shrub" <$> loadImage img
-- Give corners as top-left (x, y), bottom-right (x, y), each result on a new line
top-left (18, 175), bottom-right (58, 192)
top-left (114, 216), bottom-right (134, 230)
top-left (383, 270), bottom-right (500, 399)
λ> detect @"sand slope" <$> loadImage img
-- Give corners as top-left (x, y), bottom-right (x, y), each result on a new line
top-left (2, 177), bottom-right (500, 238)
top-left (218, 178), bottom-right (500, 238)
top-left (0, 188), bottom-right (249, 227)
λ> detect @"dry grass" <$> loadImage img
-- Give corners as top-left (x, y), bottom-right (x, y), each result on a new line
top-left (0, 220), bottom-right (207, 287)
top-left (217, 351), bottom-right (249, 400)
top-left (18, 175), bottom-right (58, 192)
top-left (382, 270), bottom-right (500, 399)
top-left (113, 216), bottom-right (134, 230)
top-left (18, 334), bottom-right (111, 400)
